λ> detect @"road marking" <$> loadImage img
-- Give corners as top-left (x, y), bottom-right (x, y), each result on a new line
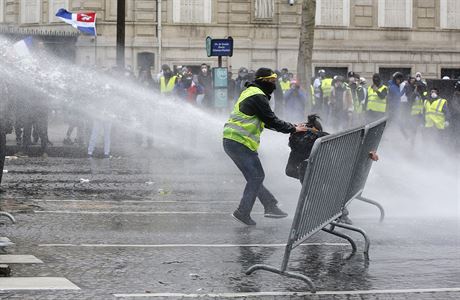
top-left (33, 199), bottom-right (238, 204)
top-left (35, 211), bottom-right (257, 215)
top-left (0, 277), bottom-right (80, 290)
top-left (0, 255), bottom-right (43, 264)
top-left (113, 287), bottom-right (460, 298)
top-left (38, 242), bottom-right (347, 248)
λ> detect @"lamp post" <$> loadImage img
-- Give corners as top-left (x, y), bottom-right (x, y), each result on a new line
top-left (116, 0), bottom-right (125, 69)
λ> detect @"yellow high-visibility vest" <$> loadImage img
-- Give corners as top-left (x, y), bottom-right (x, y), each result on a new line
top-left (322, 78), bottom-right (333, 98)
top-left (223, 86), bottom-right (266, 152)
top-left (160, 75), bottom-right (177, 93)
top-left (280, 80), bottom-right (291, 93)
top-left (411, 98), bottom-right (424, 116)
top-left (366, 85), bottom-right (388, 113)
top-left (424, 98), bottom-right (447, 129)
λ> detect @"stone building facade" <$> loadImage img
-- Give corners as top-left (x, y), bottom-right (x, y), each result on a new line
top-left (0, 0), bottom-right (459, 79)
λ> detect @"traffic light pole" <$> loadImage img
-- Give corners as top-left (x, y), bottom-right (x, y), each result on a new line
top-left (116, 0), bottom-right (125, 69)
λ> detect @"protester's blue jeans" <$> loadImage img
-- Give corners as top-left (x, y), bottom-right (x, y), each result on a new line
top-left (223, 138), bottom-right (278, 216)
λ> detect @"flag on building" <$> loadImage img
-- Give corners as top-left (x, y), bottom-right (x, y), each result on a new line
top-left (55, 8), bottom-right (97, 36)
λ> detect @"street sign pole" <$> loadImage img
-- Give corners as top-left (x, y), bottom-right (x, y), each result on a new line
top-left (206, 36), bottom-right (233, 109)
top-left (116, 0), bottom-right (125, 69)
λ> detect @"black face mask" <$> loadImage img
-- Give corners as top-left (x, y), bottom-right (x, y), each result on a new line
top-left (373, 79), bottom-right (381, 86)
top-left (256, 80), bottom-right (276, 95)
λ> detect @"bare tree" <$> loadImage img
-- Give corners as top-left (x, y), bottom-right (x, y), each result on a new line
top-left (296, 0), bottom-right (316, 113)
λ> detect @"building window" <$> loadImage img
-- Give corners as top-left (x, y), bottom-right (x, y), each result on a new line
top-left (21, 0), bottom-right (41, 23)
top-left (441, 68), bottom-right (460, 80)
top-left (440, 0), bottom-right (460, 29)
top-left (172, 0), bottom-right (212, 24)
top-left (49, 0), bottom-right (69, 23)
top-left (379, 67), bottom-right (411, 83)
top-left (255, 0), bottom-right (275, 20)
top-left (378, 0), bottom-right (412, 28)
top-left (315, 0), bottom-right (350, 26)
top-left (0, 0), bottom-right (4, 23)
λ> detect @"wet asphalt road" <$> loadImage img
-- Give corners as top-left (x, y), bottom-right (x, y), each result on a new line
top-left (0, 152), bottom-right (459, 300)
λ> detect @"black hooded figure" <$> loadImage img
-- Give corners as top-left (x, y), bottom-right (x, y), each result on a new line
top-left (285, 114), bottom-right (329, 182)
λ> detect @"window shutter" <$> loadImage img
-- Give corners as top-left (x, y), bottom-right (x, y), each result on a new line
top-left (173, 0), bottom-right (211, 23)
top-left (255, 0), bottom-right (275, 20)
top-left (22, 0), bottom-right (40, 23)
top-left (447, 0), bottom-right (460, 29)
top-left (379, 0), bottom-right (412, 28)
top-left (316, 0), bottom-right (348, 26)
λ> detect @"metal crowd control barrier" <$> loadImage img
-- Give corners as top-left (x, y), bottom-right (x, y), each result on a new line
top-left (348, 119), bottom-right (387, 222)
top-left (246, 118), bottom-right (387, 292)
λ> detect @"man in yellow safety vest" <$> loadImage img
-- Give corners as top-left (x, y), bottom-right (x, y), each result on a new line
top-left (365, 73), bottom-right (388, 123)
top-left (159, 66), bottom-right (177, 95)
top-left (223, 68), bottom-right (307, 226)
top-left (423, 87), bottom-right (450, 137)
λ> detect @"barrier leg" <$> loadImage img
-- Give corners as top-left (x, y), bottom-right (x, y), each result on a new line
top-left (356, 196), bottom-right (385, 222)
top-left (321, 227), bottom-right (357, 255)
top-left (330, 221), bottom-right (370, 259)
top-left (246, 264), bottom-right (316, 293)
top-left (0, 212), bottom-right (16, 224)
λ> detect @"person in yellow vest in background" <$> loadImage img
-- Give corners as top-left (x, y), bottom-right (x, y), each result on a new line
top-left (365, 73), bottom-right (388, 123)
top-left (159, 65), bottom-right (177, 95)
top-left (423, 87), bottom-right (451, 144)
top-left (279, 72), bottom-right (291, 94)
top-left (405, 76), bottom-right (426, 147)
top-left (313, 69), bottom-right (326, 113)
top-left (223, 67), bottom-right (307, 226)
top-left (320, 74), bottom-right (333, 122)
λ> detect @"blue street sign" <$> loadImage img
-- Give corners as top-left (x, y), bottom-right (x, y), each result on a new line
top-left (206, 36), bottom-right (233, 57)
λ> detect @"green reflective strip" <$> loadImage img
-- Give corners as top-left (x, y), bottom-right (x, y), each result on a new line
top-left (229, 113), bottom-right (261, 126)
top-left (224, 123), bottom-right (260, 144)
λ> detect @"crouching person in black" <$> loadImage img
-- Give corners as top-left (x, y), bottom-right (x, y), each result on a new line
top-left (285, 114), bottom-right (354, 224)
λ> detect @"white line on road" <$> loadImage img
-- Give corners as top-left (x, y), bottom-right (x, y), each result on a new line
top-left (35, 211), bottom-right (239, 215)
top-left (113, 287), bottom-right (460, 298)
top-left (0, 255), bottom-right (43, 264)
top-left (38, 242), bottom-right (347, 248)
top-left (33, 199), bottom-right (238, 204)
top-left (0, 277), bottom-right (80, 291)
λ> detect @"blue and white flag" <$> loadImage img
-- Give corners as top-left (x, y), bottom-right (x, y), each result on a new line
top-left (55, 8), bottom-right (97, 36)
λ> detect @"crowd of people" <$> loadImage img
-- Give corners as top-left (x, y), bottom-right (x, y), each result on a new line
top-left (309, 70), bottom-right (459, 149)
top-left (1, 63), bottom-right (459, 162)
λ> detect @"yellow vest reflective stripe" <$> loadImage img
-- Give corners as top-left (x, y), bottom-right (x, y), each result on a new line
top-left (160, 76), bottom-right (177, 93)
top-left (424, 98), bottom-right (447, 129)
top-left (322, 78), bottom-right (333, 97)
top-left (280, 80), bottom-right (291, 93)
top-left (367, 85), bottom-right (387, 113)
top-left (310, 85), bottom-right (315, 106)
top-left (411, 98), bottom-right (424, 115)
top-left (223, 86), bottom-right (266, 151)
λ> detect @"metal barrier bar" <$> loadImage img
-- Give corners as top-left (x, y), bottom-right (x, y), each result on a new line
top-left (246, 119), bottom-right (387, 292)
top-left (356, 195), bottom-right (385, 222)
top-left (321, 227), bottom-right (357, 255)
top-left (0, 212), bottom-right (15, 224)
top-left (330, 221), bottom-right (370, 258)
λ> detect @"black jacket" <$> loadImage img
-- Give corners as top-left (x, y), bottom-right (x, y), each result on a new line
top-left (286, 130), bottom-right (329, 182)
top-left (239, 83), bottom-right (295, 134)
